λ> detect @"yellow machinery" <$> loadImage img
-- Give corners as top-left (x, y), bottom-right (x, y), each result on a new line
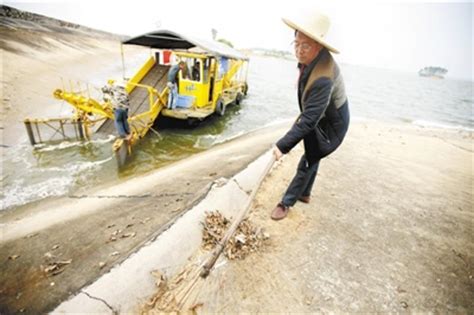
top-left (24, 30), bottom-right (249, 167)
top-left (162, 50), bottom-right (248, 121)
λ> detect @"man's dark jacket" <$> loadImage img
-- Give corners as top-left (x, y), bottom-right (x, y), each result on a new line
top-left (276, 48), bottom-right (350, 164)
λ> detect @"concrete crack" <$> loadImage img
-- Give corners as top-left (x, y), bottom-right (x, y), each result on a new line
top-left (81, 290), bottom-right (118, 314)
top-left (233, 178), bottom-right (251, 195)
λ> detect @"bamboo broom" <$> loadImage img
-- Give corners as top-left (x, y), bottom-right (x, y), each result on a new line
top-left (200, 153), bottom-right (276, 278)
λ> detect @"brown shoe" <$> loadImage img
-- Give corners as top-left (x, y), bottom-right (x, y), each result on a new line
top-left (271, 203), bottom-right (289, 220)
top-left (298, 195), bottom-right (311, 203)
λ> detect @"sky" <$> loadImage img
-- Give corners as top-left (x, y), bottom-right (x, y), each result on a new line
top-left (5, 0), bottom-right (473, 80)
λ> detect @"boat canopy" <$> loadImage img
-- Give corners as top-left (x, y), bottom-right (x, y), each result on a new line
top-left (122, 29), bottom-right (248, 61)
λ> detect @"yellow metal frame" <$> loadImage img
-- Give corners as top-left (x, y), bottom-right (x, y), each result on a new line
top-left (51, 61), bottom-right (167, 158)
top-left (126, 56), bottom-right (156, 94)
top-left (112, 81), bottom-right (166, 154)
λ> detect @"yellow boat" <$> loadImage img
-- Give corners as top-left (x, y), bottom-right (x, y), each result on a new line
top-left (24, 30), bottom-right (249, 166)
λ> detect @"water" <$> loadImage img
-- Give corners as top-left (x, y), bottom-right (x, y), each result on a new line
top-left (344, 64), bottom-right (474, 129)
top-left (2, 56), bottom-right (473, 211)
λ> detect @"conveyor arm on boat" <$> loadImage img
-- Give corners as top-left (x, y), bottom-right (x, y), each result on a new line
top-left (53, 89), bottom-right (114, 119)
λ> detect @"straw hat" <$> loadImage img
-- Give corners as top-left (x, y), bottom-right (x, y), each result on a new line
top-left (282, 10), bottom-right (339, 54)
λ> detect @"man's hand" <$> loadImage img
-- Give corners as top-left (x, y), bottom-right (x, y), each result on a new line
top-left (273, 146), bottom-right (283, 161)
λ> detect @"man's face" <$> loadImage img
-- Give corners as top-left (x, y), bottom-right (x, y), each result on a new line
top-left (294, 31), bottom-right (322, 65)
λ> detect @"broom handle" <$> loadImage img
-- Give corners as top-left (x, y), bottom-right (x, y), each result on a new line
top-left (200, 153), bottom-right (276, 278)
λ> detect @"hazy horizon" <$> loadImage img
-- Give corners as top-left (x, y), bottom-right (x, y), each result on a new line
top-left (4, 0), bottom-right (473, 81)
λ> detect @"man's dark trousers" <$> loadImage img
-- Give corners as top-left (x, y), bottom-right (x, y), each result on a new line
top-left (282, 155), bottom-right (319, 207)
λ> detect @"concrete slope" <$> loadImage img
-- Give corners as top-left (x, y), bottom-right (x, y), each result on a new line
top-left (53, 150), bottom-right (275, 314)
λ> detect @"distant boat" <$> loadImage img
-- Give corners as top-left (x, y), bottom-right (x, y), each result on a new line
top-left (418, 66), bottom-right (448, 79)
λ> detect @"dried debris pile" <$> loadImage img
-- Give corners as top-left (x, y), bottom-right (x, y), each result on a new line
top-left (142, 211), bottom-right (270, 313)
top-left (201, 211), bottom-right (269, 260)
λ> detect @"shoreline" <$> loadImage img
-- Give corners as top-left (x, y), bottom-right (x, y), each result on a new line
top-left (0, 122), bottom-right (292, 240)
top-left (2, 117), bottom-right (472, 214)
top-left (1, 119), bottom-right (471, 225)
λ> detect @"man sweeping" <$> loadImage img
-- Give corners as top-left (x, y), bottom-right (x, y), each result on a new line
top-left (271, 9), bottom-right (350, 220)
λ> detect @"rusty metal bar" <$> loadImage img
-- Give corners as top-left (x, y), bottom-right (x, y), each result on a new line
top-left (24, 119), bottom-right (36, 145)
